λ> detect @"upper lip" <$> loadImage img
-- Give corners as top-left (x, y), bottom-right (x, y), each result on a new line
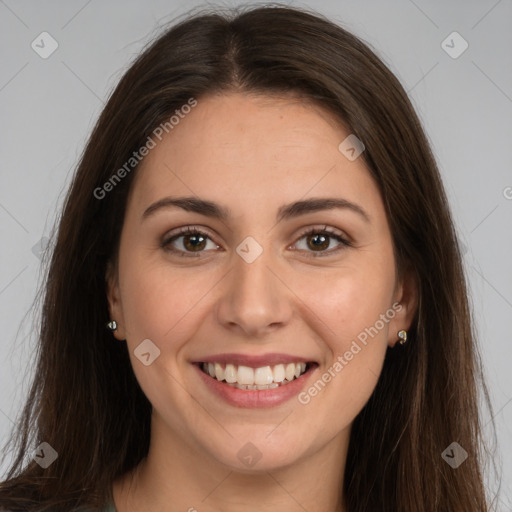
top-left (193, 353), bottom-right (318, 368)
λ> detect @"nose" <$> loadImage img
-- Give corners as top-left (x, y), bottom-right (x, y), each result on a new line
top-left (215, 244), bottom-right (293, 338)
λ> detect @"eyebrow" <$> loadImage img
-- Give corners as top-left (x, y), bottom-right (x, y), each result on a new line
top-left (141, 196), bottom-right (371, 223)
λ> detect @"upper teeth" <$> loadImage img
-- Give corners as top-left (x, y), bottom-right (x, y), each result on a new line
top-left (202, 362), bottom-right (307, 385)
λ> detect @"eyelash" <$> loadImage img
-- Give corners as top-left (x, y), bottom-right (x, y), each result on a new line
top-left (161, 225), bottom-right (352, 258)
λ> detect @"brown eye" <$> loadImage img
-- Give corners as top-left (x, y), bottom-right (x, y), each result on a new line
top-left (182, 232), bottom-right (207, 251)
top-left (162, 227), bottom-right (219, 257)
top-left (306, 232), bottom-right (330, 251)
top-left (293, 226), bottom-right (351, 257)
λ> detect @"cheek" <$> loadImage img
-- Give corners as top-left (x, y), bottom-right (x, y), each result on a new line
top-left (297, 269), bottom-right (393, 430)
top-left (306, 258), bottom-right (396, 348)
top-left (309, 255), bottom-right (395, 414)
top-left (117, 261), bottom-right (211, 398)
top-left (118, 251), bottom-right (219, 347)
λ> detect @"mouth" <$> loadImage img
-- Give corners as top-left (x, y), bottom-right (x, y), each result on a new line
top-left (197, 361), bottom-right (315, 391)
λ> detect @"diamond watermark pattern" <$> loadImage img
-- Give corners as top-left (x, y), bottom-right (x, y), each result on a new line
top-left (237, 442), bottom-right (262, 467)
top-left (441, 441), bottom-right (468, 468)
top-left (31, 32), bottom-right (59, 59)
top-left (134, 338), bottom-right (161, 366)
top-left (31, 236), bottom-right (50, 260)
top-left (236, 236), bottom-right (263, 263)
top-left (441, 31), bottom-right (468, 59)
top-left (33, 442), bottom-right (58, 469)
top-left (338, 134), bottom-right (365, 161)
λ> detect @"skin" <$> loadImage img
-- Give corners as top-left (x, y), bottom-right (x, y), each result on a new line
top-left (107, 92), bottom-right (417, 512)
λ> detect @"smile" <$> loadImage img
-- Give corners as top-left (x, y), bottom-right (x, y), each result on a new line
top-left (200, 362), bottom-right (310, 390)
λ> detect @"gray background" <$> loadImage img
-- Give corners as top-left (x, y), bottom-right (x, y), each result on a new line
top-left (0, 0), bottom-right (511, 508)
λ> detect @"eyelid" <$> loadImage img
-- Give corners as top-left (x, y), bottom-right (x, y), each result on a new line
top-left (293, 224), bottom-right (351, 244)
top-left (163, 224), bottom-right (218, 242)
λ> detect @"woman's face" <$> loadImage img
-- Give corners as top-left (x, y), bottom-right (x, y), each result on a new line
top-left (107, 92), bottom-right (416, 472)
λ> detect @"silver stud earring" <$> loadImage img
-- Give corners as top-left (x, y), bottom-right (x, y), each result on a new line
top-left (106, 320), bottom-right (118, 331)
top-left (397, 330), bottom-right (408, 345)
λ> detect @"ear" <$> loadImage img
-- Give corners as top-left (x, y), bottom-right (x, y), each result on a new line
top-left (387, 265), bottom-right (418, 348)
top-left (105, 260), bottom-right (126, 340)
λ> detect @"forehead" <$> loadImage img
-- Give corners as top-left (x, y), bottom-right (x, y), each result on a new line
top-left (127, 92), bottom-right (383, 220)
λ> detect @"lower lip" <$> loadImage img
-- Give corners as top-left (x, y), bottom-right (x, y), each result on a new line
top-left (194, 363), bottom-right (318, 408)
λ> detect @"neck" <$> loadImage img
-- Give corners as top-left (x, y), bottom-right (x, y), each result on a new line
top-left (113, 413), bottom-right (350, 512)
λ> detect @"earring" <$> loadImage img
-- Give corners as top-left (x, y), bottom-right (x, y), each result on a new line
top-left (397, 330), bottom-right (408, 345)
top-left (106, 320), bottom-right (118, 331)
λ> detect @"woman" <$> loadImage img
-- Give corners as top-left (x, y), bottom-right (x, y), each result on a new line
top-left (0, 4), bottom-right (496, 511)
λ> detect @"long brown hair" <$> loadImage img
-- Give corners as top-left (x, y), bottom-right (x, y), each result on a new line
top-left (0, 4), bottom-right (497, 511)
